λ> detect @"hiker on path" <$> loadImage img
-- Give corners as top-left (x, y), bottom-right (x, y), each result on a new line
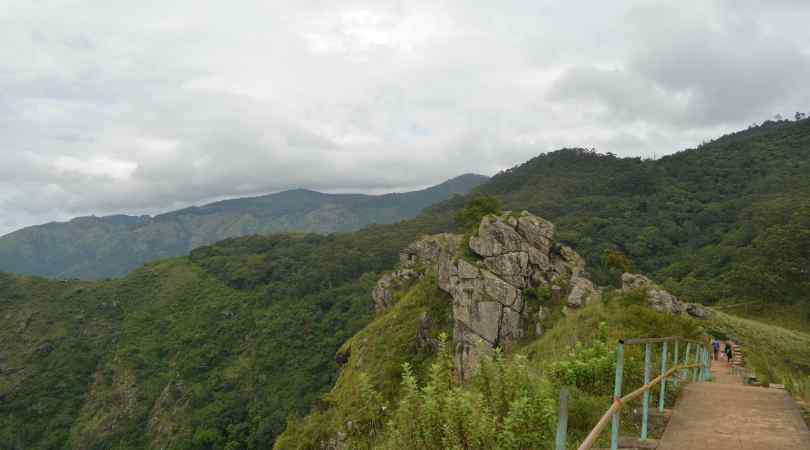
top-left (711, 338), bottom-right (720, 360)
top-left (724, 341), bottom-right (733, 364)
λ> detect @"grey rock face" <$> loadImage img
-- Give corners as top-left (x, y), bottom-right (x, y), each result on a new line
top-left (566, 276), bottom-right (600, 308)
top-left (482, 252), bottom-right (531, 288)
top-left (378, 211), bottom-right (598, 380)
top-left (516, 214), bottom-right (554, 253)
top-left (621, 272), bottom-right (684, 315)
top-left (469, 216), bottom-right (524, 257)
top-left (441, 212), bottom-right (593, 378)
top-left (685, 303), bottom-right (709, 320)
top-left (372, 268), bottom-right (419, 311)
top-left (400, 233), bottom-right (463, 268)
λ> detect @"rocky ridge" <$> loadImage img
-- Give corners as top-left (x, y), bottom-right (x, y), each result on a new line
top-left (374, 211), bottom-right (600, 379)
top-left (374, 211), bottom-right (707, 380)
top-left (621, 272), bottom-right (708, 319)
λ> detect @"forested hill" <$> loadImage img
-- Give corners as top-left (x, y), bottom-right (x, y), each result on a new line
top-left (1, 119), bottom-right (809, 450)
top-left (0, 173), bottom-right (487, 280)
top-left (469, 118), bottom-right (810, 305)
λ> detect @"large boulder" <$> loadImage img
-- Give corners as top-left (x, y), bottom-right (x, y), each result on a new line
top-left (621, 273), bottom-right (684, 315)
top-left (685, 303), bottom-right (709, 320)
top-left (566, 276), bottom-right (601, 309)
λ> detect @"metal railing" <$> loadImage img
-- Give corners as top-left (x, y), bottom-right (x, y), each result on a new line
top-left (553, 336), bottom-right (711, 450)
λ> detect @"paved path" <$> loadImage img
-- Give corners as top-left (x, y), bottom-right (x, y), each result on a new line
top-left (658, 361), bottom-right (810, 450)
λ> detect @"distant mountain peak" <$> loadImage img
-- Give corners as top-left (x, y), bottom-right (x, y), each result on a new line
top-left (0, 174), bottom-right (489, 279)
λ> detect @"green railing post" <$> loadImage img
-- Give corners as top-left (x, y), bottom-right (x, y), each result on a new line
top-left (672, 340), bottom-right (679, 387)
top-left (658, 341), bottom-right (668, 412)
top-left (690, 347), bottom-right (696, 382)
top-left (703, 348), bottom-right (712, 381)
top-left (641, 343), bottom-right (652, 440)
top-left (702, 347), bottom-right (707, 380)
top-left (683, 343), bottom-right (691, 382)
top-left (611, 341), bottom-right (625, 450)
top-left (555, 388), bottom-right (568, 450)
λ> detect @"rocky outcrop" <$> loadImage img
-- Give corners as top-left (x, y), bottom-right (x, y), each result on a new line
top-left (685, 303), bottom-right (709, 320)
top-left (371, 233), bottom-right (465, 312)
top-left (372, 268), bottom-right (420, 311)
top-left (621, 272), bottom-right (711, 319)
top-left (566, 276), bottom-right (600, 309)
top-left (393, 211), bottom-right (596, 379)
top-left (621, 273), bottom-right (684, 315)
top-left (400, 233), bottom-right (464, 268)
top-left (365, 212), bottom-right (718, 390)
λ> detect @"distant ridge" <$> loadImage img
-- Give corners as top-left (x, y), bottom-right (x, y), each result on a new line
top-left (0, 173), bottom-right (488, 279)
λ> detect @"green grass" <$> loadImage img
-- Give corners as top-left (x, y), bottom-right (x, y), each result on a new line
top-left (713, 301), bottom-right (810, 334)
top-left (707, 310), bottom-right (810, 407)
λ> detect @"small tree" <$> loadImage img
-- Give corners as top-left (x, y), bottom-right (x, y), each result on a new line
top-left (454, 195), bottom-right (502, 231)
top-left (602, 249), bottom-right (633, 273)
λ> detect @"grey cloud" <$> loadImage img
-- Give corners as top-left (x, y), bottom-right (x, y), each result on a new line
top-left (626, 3), bottom-right (810, 124)
top-left (547, 1), bottom-right (810, 128)
top-left (1, 0), bottom-right (809, 235)
top-left (546, 66), bottom-right (687, 124)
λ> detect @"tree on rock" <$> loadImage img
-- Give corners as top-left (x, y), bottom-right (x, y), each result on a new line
top-left (454, 195), bottom-right (502, 231)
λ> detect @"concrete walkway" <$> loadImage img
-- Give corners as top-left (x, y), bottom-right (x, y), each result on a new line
top-left (658, 361), bottom-right (810, 450)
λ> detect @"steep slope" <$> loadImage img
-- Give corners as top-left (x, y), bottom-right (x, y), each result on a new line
top-left (0, 174), bottom-right (487, 280)
top-left (0, 211), bottom-right (456, 450)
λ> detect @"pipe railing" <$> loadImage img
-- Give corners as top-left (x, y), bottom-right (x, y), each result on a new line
top-left (553, 336), bottom-right (711, 450)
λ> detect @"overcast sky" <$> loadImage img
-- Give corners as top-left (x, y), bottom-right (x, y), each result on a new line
top-left (2, 0), bottom-right (810, 235)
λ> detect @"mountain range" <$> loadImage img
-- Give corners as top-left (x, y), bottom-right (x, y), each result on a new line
top-left (1, 119), bottom-right (809, 449)
top-left (0, 174), bottom-right (488, 279)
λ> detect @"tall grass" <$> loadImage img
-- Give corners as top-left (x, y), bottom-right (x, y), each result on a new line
top-left (708, 310), bottom-right (810, 408)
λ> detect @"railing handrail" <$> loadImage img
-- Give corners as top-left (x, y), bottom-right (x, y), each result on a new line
top-left (554, 336), bottom-right (711, 450)
top-left (622, 336), bottom-right (706, 346)
top-left (576, 361), bottom-right (704, 450)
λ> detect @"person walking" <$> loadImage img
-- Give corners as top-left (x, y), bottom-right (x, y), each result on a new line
top-left (711, 338), bottom-right (720, 360)
top-left (724, 341), bottom-right (733, 365)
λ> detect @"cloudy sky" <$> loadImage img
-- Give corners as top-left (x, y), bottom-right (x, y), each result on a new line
top-left (2, 0), bottom-right (809, 235)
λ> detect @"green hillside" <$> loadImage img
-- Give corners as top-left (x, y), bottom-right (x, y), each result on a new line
top-left (472, 119), bottom-right (810, 307)
top-left (0, 211), bottom-right (456, 450)
top-left (0, 174), bottom-right (487, 280)
top-left (1, 119), bottom-right (809, 449)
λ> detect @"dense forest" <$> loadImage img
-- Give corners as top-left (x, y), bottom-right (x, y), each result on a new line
top-left (1, 119), bottom-right (809, 449)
